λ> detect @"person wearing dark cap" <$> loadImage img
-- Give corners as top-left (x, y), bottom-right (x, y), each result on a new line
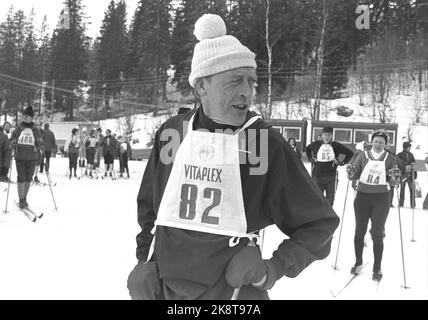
top-left (9, 106), bottom-right (42, 208)
top-left (305, 126), bottom-right (353, 206)
top-left (397, 141), bottom-right (417, 208)
top-left (346, 130), bottom-right (399, 281)
top-left (65, 128), bottom-right (81, 178)
top-left (41, 123), bottom-right (57, 174)
top-left (0, 123), bottom-right (13, 182)
top-left (100, 129), bottom-right (117, 178)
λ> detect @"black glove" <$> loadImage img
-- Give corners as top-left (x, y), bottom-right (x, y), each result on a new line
top-left (225, 246), bottom-right (277, 290)
top-left (127, 261), bottom-right (161, 300)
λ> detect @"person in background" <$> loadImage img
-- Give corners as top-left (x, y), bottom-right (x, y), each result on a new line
top-left (79, 127), bottom-right (88, 174)
top-left (397, 142), bottom-right (417, 208)
top-left (119, 135), bottom-right (132, 178)
top-left (305, 127), bottom-right (354, 206)
top-left (287, 137), bottom-right (301, 159)
top-left (1, 121), bottom-right (12, 139)
top-left (85, 129), bottom-right (98, 178)
top-left (9, 106), bottom-right (42, 208)
top-left (65, 128), bottom-right (81, 179)
top-left (94, 128), bottom-right (104, 171)
top-left (41, 123), bottom-right (57, 174)
top-left (0, 123), bottom-right (13, 182)
top-left (100, 129), bottom-right (117, 178)
top-left (346, 130), bottom-right (399, 281)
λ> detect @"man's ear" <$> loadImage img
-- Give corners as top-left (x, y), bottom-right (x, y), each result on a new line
top-left (195, 78), bottom-right (207, 97)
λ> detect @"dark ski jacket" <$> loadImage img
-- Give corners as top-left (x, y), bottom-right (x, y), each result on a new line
top-left (135, 106), bottom-right (339, 300)
top-left (10, 122), bottom-right (41, 162)
top-left (305, 140), bottom-right (353, 177)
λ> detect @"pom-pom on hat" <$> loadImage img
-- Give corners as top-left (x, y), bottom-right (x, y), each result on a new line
top-left (189, 14), bottom-right (257, 88)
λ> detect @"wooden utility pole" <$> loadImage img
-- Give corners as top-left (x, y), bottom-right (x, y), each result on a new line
top-left (51, 80), bottom-right (55, 123)
top-left (314, 0), bottom-right (328, 121)
top-left (265, 0), bottom-right (272, 120)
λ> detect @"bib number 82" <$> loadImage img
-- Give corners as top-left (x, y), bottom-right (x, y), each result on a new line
top-left (179, 184), bottom-right (221, 225)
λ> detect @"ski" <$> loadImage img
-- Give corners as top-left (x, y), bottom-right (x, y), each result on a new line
top-left (15, 202), bottom-right (44, 220)
top-left (23, 206), bottom-right (44, 219)
top-left (331, 262), bottom-right (369, 298)
top-left (16, 205), bottom-right (37, 222)
top-left (33, 181), bottom-right (57, 187)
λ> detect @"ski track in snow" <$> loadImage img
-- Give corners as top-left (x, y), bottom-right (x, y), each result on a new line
top-left (0, 158), bottom-right (427, 300)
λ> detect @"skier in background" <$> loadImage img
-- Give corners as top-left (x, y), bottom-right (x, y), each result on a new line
top-left (9, 106), bottom-right (42, 208)
top-left (346, 130), bottom-right (399, 281)
top-left (397, 142), bottom-right (417, 208)
top-left (305, 127), bottom-right (354, 206)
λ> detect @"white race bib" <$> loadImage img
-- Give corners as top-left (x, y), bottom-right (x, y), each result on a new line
top-left (316, 143), bottom-right (335, 162)
top-left (155, 115), bottom-right (260, 238)
top-left (360, 151), bottom-right (387, 186)
top-left (18, 128), bottom-right (35, 147)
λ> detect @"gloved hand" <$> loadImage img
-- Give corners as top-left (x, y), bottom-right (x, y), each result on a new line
top-left (225, 246), bottom-right (277, 290)
top-left (127, 261), bottom-right (161, 300)
top-left (346, 164), bottom-right (356, 179)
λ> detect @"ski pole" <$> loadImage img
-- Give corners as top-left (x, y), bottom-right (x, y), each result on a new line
top-left (332, 179), bottom-right (350, 270)
top-left (395, 177), bottom-right (409, 289)
top-left (3, 162), bottom-right (13, 214)
top-left (231, 239), bottom-right (256, 300)
top-left (410, 166), bottom-right (415, 242)
top-left (46, 171), bottom-right (58, 211)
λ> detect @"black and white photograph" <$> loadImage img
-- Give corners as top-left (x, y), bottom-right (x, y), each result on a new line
top-left (0, 0), bottom-right (427, 304)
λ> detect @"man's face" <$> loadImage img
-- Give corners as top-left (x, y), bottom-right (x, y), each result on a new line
top-left (199, 67), bottom-right (257, 126)
top-left (322, 132), bottom-right (332, 143)
top-left (22, 115), bottom-right (32, 124)
top-left (4, 123), bottom-right (11, 132)
top-left (106, 130), bottom-right (111, 136)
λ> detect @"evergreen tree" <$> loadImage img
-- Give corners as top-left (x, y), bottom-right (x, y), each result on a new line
top-left (0, 7), bottom-right (20, 118)
top-left (96, 0), bottom-right (129, 100)
top-left (50, 0), bottom-right (88, 120)
top-left (127, 0), bottom-right (171, 106)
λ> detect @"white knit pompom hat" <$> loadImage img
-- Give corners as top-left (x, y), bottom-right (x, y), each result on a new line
top-left (189, 13), bottom-right (257, 88)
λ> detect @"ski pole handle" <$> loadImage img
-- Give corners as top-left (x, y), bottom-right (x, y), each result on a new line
top-left (231, 239), bottom-right (256, 300)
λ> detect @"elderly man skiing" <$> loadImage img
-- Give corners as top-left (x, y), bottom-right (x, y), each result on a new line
top-left (127, 14), bottom-right (339, 300)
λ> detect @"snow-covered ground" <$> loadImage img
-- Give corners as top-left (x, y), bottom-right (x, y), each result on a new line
top-left (0, 158), bottom-right (426, 300)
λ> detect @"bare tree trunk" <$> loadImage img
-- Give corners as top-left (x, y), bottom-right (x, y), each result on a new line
top-left (313, 0), bottom-right (328, 120)
top-left (265, 0), bottom-right (272, 120)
